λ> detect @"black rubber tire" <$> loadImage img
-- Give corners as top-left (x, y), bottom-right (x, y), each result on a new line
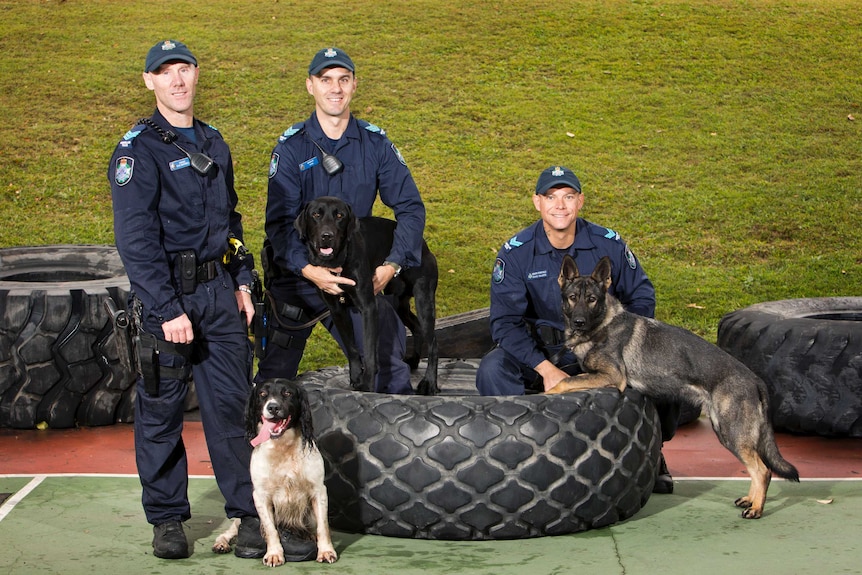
top-left (717, 297), bottom-right (862, 437)
top-left (299, 365), bottom-right (662, 540)
top-left (0, 245), bottom-right (135, 428)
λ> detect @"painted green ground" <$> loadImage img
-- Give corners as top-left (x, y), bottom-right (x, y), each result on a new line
top-left (0, 476), bottom-right (858, 575)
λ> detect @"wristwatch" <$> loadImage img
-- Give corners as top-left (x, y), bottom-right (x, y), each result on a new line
top-left (383, 261), bottom-right (402, 277)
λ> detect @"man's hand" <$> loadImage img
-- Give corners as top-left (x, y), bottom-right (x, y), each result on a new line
top-left (302, 264), bottom-right (356, 295)
top-left (162, 313), bottom-right (194, 344)
top-left (534, 360), bottom-right (571, 393)
top-left (235, 287), bottom-right (255, 327)
top-left (372, 264), bottom-right (397, 295)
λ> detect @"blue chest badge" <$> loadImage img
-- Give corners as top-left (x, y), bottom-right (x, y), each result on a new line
top-left (300, 156), bottom-right (319, 172)
top-left (170, 157), bottom-right (191, 171)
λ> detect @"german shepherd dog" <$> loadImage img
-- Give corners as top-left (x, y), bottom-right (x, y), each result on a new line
top-left (547, 255), bottom-right (799, 518)
top-left (213, 379), bottom-right (337, 566)
top-left (295, 196), bottom-right (439, 394)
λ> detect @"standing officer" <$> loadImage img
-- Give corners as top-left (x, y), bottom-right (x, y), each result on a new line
top-left (476, 165), bottom-right (676, 493)
top-left (259, 47), bottom-right (426, 394)
top-left (109, 39), bottom-right (265, 560)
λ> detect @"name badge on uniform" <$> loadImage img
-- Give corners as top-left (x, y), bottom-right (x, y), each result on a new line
top-left (299, 156), bottom-right (319, 172)
top-left (170, 157), bottom-right (191, 171)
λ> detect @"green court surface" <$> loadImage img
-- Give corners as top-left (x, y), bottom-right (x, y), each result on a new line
top-left (1, 476), bottom-right (858, 575)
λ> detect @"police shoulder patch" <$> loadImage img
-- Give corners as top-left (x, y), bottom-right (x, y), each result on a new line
top-left (391, 143), bottom-right (407, 166)
top-left (115, 156), bottom-right (134, 186)
top-left (493, 258), bottom-right (505, 283)
top-left (625, 246), bottom-right (638, 270)
top-left (269, 153), bottom-right (279, 178)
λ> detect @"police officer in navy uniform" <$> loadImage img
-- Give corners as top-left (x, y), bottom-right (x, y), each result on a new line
top-left (476, 165), bottom-right (677, 493)
top-left (109, 40), bottom-right (265, 560)
top-left (259, 47), bottom-right (426, 394)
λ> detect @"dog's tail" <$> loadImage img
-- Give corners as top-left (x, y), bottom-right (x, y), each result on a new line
top-left (760, 424), bottom-right (800, 482)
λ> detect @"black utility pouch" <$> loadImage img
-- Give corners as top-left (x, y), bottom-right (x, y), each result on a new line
top-left (178, 250), bottom-right (197, 294)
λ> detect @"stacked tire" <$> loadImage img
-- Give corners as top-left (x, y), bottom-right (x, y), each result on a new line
top-left (0, 245), bottom-right (135, 428)
top-left (300, 368), bottom-right (662, 540)
top-left (718, 297), bottom-right (862, 437)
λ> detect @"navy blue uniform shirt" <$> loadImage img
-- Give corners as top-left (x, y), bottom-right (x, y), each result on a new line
top-left (265, 112), bottom-right (425, 276)
top-left (490, 218), bottom-right (655, 369)
top-left (109, 109), bottom-right (253, 322)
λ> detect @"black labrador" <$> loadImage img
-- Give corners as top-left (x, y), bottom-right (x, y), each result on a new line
top-left (294, 196), bottom-right (439, 395)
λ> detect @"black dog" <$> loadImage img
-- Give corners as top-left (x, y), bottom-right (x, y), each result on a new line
top-left (294, 196), bottom-right (439, 394)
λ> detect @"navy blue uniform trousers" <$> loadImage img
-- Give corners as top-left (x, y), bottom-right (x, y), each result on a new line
top-left (257, 274), bottom-right (412, 394)
top-left (134, 268), bottom-right (256, 525)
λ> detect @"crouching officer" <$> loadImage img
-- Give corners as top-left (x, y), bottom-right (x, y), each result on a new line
top-left (475, 165), bottom-right (678, 494)
top-left (109, 39), bottom-right (265, 561)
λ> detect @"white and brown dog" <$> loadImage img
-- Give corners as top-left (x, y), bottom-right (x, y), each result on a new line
top-left (213, 378), bottom-right (337, 566)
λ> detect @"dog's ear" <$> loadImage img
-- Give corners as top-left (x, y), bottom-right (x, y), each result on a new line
top-left (343, 201), bottom-right (358, 238)
top-left (294, 203), bottom-right (310, 240)
top-left (592, 256), bottom-right (613, 291)
top-left (245, 383), bottom-right (261, 441)
top-left (559, 254), bottom-right (580, 287)
top-left (297, 384), bottom-right (316, 449)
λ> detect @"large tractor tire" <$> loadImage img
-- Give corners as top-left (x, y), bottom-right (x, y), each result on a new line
top-left (0, 245), bottom-right (135, 428)
top-left (299, 364), bottom-right (662, 540)
top-left (718, 297), bottom-right (862, 437)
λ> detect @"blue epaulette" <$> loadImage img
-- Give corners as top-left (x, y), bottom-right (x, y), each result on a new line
top-left (118, 122), bottom-right (147, 149)
top-left (502, 227), bottom-right (534, 252)
top-left (278, 122), bottom-right (305, 143)
top-left (359, 119), bottom-right (386, 137)
top-left (600, 226), bottom-right (621, 241)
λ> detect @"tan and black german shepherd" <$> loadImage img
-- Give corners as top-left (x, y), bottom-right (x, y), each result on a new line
top-left (547, 255), bottom-right (799, 518)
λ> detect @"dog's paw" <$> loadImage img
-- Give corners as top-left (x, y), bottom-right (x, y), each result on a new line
top-left (735, 496), bottom-right (763, 519)
top-left (317, 548), bottom-right (338, 563)
top-left (263, 551), bottom-right (286, 567)
top-left (212, 519), bottom-right (239, 553)
top-left (417, 379), bottom-right (439, 396)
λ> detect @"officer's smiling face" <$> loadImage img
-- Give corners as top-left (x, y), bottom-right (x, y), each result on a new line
top-left (533, 186), bottom-right (583, 233)
top-left (143, 61), bottom-right (199, 123)
top-left (307, 67), bottom-right (356, 120)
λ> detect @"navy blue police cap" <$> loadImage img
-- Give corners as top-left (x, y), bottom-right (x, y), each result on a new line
top-left (535, 166), bottom-right (582, 195)
top-left (144, 40), bottom-right (197, 73)
top-left (308, 47), bottom-right (355, 75)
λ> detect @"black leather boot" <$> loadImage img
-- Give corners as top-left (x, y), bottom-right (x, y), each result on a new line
top-left (234, 516), bottom-right (266, 559)
top-left (152, 521), bottom-right (190, 559)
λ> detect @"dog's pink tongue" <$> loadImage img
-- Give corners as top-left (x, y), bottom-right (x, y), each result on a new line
top-left (251, 418), bottom-right (277, 447)
top-left (320, 247), bottom-right (333, 256)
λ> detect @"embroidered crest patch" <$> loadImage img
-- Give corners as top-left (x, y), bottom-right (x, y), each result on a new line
top-left (493, 258), bottom-right (505, 283)
top-left (391, 143), bottom-right (407, 166)
top-left (625, 246), bottom-right (637, 269)
top-left (115, 157), bottom-right (134, 186)
top-left (269, 153), bottom-right (279, 178)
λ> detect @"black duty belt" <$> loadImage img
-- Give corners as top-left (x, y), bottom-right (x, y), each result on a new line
top-left (196, 259), bottom-right (220, 283)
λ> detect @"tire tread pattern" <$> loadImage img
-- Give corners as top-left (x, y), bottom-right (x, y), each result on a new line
top-left (302, 373), bottom-right (661, 540)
